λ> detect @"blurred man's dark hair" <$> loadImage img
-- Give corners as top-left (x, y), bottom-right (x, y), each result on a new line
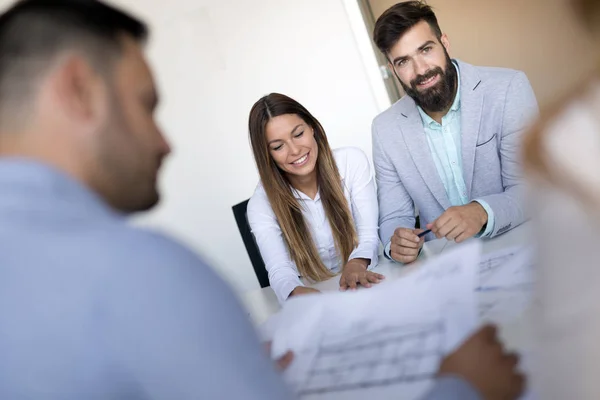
top-left (0, 0), bottom-right (148, 127)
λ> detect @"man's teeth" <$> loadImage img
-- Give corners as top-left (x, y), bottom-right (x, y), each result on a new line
top-left (293, 154), bottom-right (308, 164)
top-left (419, 75), bottom-right (436, 85)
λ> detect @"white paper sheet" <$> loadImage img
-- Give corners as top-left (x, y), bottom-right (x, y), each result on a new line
top-left (266, 242), bottom-right (481, 399)
top-left (479, 290), bottom-right (533, 324)
top-left (477, 246), bottom-right (535, 327)
top-left (478, 246), bottom-right (535, 291)
top-left (474, 247), bottom-right (537, 400)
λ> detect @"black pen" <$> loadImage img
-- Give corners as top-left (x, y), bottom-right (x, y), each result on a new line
top-left (417, 229), bottom-right (431, 238)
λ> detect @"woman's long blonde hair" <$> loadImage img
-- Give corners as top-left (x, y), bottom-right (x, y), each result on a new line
top-left (248, 93), bottom-right (358, 282)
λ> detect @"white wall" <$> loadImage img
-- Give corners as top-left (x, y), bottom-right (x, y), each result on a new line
top-left (104, 0), bottom-right (387, 293)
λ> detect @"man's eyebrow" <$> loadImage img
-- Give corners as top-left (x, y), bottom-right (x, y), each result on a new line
top-left (392, 40), bottom-right (437, 65)
top-left (418, 40), bottom-right (436, 52)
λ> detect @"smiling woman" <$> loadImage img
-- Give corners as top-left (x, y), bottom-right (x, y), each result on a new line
top-left (246, 93), bottom-right (383, 304)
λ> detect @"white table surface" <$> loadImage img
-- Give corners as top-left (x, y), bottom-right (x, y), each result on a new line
top-left (241, 223), bottom-right (532, 351)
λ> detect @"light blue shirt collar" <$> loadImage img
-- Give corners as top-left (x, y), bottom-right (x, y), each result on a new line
top-left (0, 157), bottom-right (122, 219)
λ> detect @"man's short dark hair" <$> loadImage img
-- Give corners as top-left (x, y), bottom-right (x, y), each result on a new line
top-left (0, 0), bottom-right (148, 125)
top-left (373, 1), bottom-right (442, 57)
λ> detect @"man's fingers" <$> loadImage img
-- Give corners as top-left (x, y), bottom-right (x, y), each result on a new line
top-left (390, 249), bottom-right (418, 263)
top-left (392, 235), bottom-right (419, 246)
top-left (511, 372), bottom-right (527, 398)
top-left (505, 352), bottom-right (520, 368)
top-left (396, 237), bottom-right (420, 248)
top-left (276, 351), bottom-right (294, 371)
top-left (490, 340), bottom-right (505, 360)
top-left (456, 324), bottom-right (501, 355)
top-left (474, 324), bottom-right (498, 342)
top-left (391, 246), bottom-right (419, 260)
top-left (431, 211), bottom-right (452, 233)
top-left (391, 243), bottom-right (419, 257)
top-left (444, 223), bottom-right (464, 241)
top-left (264, 341), bottom-right (272, 355)
top-left (436, 218), bottom-right (459, 238)
top-left (401, 232), bottom-right (420, 243)
top-left (393, 228), bottom-right (420, 243)
top-left (455, 230), bottom-right (471, 243)
top-left (391, 251), bottom-right (417, 264)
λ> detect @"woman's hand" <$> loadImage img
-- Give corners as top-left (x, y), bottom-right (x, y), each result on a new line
top-left (339, 258), bottom-right (385, 291)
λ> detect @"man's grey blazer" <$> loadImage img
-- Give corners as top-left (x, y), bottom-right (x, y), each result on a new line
top-left (372, 59), bottom-right (539, 251)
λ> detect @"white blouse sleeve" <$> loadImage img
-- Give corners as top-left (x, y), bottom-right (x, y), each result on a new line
top-left (338, 147), bottom-right (380, 268)
top-left (247, 187), bottom-right (303, 304)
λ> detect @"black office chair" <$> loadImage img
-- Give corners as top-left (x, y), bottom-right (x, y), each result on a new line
top-left (232, 199), bottom-right (270, 288)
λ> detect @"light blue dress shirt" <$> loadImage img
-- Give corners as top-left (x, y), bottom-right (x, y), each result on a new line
top-left (0, 159), bottom-right (292, 400)
top-left (0, 159), bottom-right (481, 400)
top-left (417, 62), bottom-right (495, 237)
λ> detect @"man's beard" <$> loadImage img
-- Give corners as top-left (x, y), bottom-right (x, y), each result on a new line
top-left (398, 51), bottom-right (457, 113)
top-left (96, 94), bottom-right (163, 213)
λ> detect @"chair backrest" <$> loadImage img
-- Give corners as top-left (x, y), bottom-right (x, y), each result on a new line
top-left (232, 199), bottom-right (270, 288)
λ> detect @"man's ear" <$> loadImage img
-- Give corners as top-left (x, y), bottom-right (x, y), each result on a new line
top-left (387, 61), bottom-right (394, 73)
top-left (440, 33), bottom-right (451, 55)
top-left (52, 55), bottom-right (107, 125)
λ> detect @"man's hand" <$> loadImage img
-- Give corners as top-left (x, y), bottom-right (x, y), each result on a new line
top-left (438, 325), bottom-right (525, 400)
top-left (289, 286), bottom-right (320, 298)
top-left (264, 342), bottom-right (294, 371)
top-left (389, 227), bottom-right (425, 264)
top-left (427, 203), bottom-right (488, 243)
top-left (339, 258), bottom-right (385, 291)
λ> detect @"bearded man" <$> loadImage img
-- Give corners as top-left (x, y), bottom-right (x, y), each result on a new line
top-left (371, 1), bottom-right (539, 263)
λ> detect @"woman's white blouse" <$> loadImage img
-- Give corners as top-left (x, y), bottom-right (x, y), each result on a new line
top-left (247, 147), bottom-right (379, 304)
